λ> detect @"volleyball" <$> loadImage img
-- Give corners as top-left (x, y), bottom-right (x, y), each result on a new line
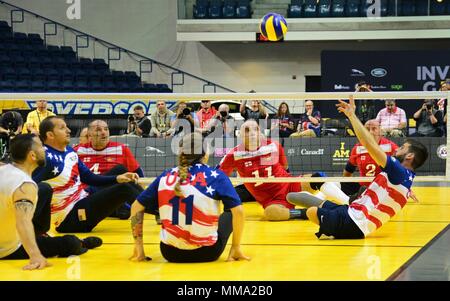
top-left (259, 13), bottom-right (288, 41)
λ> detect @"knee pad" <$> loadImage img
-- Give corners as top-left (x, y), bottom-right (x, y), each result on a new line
top-left (264, 205), bottom-right (290, 221)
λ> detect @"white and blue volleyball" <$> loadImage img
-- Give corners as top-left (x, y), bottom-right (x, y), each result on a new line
top-left (259, 13), bottom-right (288, 41)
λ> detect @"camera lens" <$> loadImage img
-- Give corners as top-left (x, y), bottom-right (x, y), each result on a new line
top-left (183, 108), bottom-right (191, 116)
top-left (220, 111), bottom-right (228, 117)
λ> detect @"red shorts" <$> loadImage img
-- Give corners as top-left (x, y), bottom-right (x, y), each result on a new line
top-left (259, 182), bottom-right (302, 209)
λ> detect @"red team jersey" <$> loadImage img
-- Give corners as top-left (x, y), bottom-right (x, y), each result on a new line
top-left (347, 137), bottom-right (398, 184)
top-left (74, 141), bottom-right (140, 174)
top-left (219, 139), bottom-right (300, 209)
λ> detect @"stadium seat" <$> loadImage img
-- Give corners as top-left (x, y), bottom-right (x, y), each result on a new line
top-left (288, 0), bottom-right (303, 18)
top-left (346, 0), bottom-right (361, 17)
top-left (400, 0), bottom-right (416, 16)
top-left (15, 79), bottom-right (31, 92)
top-left (28, 33), bottom-right (44, 45)
top-left (430, 0), bottom-right (447, 15)
top-left (193, 0), bottom-right (209, 19)
top-left (31, 80), bottom-right (46, 92)
top-left (317, 0), bottom-right (331, 17)
top-left (93, 58), bottom-right (109, 70)
top-left (223, 0), bottom-right (237, 18)
top-left (16, 67), bottom-right (32, 80)
top-left (236, 0), bottom-right (251, 18)
top-left (303, 0), bottom-right (318, 17)
top-left (13, 32), bottom-right (28, 45)
top-left (46, 79), bottom-right (61, 92)
top-left (89, 80), bottom-right (103, 92)
top-left (0, 79), bottom-right (14, 92)
top-left (157, 83), bottom-right (172, 92)
top-left (331, 0), bottom-right (346, 17)
top-left (31, 68), bottom-right (46, 81)
top-left (209, 0), bottom-right (223, 18)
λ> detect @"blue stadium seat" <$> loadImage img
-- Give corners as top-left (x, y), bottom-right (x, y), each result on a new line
top-left (46, 80), bottom-right (61, 92)
top-left (317, 0), bottom-right (331, 17)
top-left (209, 0), bottom-right (223, 18)
top-left (13, 32), bottom-right (28, 44)
top-left (28, 33), bottom-right (43, 45)
top-left (17, 67), bottom-right (32, 80)
top-left (331, 0), bottom-right (346, 17)
top-left (47, 45), bottom-right (62, 57)
top-left (31, 80), bottom-right (46, 92)
top-left (112, 70), bottom-right (126, 82)
top-left (288, 0), bottom-right (303, 18)
top-left (124, 71), bottom-right (140, 84)
top-left (15, 79), bottom-right (31, 92)
top-left (0, 67), bottom-right (16, 81)
top-left (193, 0), bottom-right (209, 18)
top-left (62, 80), bottom-right (75, 92)
top-left (346, 0), bottom-right (361, 17)
top-left (303, 0), bottom-right (318, 17)
top-left (89, 80), bottom-right (103, 92)
top-left (93, 58), bottom-right (108, 70)
top-left (236, 0), bottom-right (251, 18)
top-left (102, 80), bottom-right (116, 92)
top-left (31, 68), bottom-right (46, 81)
top-left (431, 0), bottom-right (447, 15)
top-left (157, 83), bottom-right (172, 92)
top-left (400, 0), bottom-right (416, 16)
top-left (0, 80), bottom-right (14, 92)
top-left (142, 83), bottom-right (158, 92)
top-left (60, 68), bottom-right (75, 81)
top-left (45, 68), bottom-right (61, 81)
top-left (223, 0), bottom-right (237, 18)
top-left (74, 80), bottom-right (89, 92)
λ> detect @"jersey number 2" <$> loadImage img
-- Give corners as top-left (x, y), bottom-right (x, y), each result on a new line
top-left (169, 195), bottom-right (194, 225)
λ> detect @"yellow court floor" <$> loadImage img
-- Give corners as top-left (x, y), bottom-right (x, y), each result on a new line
top-left (1, 186), bottom-right (449, 281)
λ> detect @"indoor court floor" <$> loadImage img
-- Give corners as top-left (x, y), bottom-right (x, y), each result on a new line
top-left (1, 186), bottom-right (449, 281)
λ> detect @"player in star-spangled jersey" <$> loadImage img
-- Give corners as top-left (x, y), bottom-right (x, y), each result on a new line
top-left (341, 119), bottom-right (398, 196)
top-left (32, 116), bottom-right (140, 232)
top-left (74, 120), bottom-right (144, 176)
top-left (287, 96), bottom-right (428, 239)
top-left (129, 133), bottom-right (250, 263)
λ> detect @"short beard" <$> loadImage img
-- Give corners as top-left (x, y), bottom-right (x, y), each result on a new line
top-left (37, 158), bottom-right (46, 167)
top-left (394, 153), bottom-right (406, 163)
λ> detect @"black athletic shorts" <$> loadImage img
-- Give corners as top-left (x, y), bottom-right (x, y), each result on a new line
top-left (315, 201), bottom-right (365, 239)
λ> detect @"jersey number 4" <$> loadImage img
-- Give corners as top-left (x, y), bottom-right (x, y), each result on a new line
top-left (169, 195), bottom-right (194, 225)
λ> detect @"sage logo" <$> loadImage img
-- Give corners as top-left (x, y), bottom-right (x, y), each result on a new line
top-left (371, 68), bottom-right (387, 77)
top-left (391, 84), bottom-right (404, 91)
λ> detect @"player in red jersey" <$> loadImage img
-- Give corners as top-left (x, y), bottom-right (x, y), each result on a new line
top-left (74, 120), bottom-right (143, 176)
top-left (74, 120), bottom-right (144, 219)
top-left (219, 120), bottom-right (348, 221)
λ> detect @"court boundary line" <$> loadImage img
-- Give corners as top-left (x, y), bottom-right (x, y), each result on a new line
top-left (386, 223), bottom-right (450, 281)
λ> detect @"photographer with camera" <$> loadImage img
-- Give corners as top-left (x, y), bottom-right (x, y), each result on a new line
top-left (169, 100), bottom-right (199, 137)
top-left (411, 99), bottom-right (444, 137)
top-left (1, 111), bottom-right (24, 161)
top-left (206, 104), bottom-right (236, 138)
top-left (126, 105), bottom-right (151, 138)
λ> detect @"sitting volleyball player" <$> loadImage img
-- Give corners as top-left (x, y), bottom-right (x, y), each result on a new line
top-left (129, 133), bottom-right (250, 263)
top-left (287, 96), bottom-right (428, 239)
top-left (218, 119), bottom-right (349, 221)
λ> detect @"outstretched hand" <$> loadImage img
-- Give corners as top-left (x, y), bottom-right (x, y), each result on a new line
top-left (23, 255), bottom-right (52, 270)
top-left (336, 95), bottom-right (356, 118)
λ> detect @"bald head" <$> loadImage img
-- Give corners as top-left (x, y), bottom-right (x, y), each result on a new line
top-left (364, 119), bottom-right (381, 142)
top-left (240, 119), bottom-right (261, 151)
top-left (88, 119), bottom-right (110, 149)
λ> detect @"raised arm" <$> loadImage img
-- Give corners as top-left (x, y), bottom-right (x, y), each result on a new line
top-left (337, 96), bottom-right (387, 168)
top-left (13, 182), bottom-right (51, 270)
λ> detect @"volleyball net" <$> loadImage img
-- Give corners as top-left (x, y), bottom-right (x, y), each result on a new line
top-left (0, 91), bottom-right (448, 185)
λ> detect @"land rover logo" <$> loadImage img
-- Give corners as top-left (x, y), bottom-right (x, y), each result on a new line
top-left (437, 144), bottom-right (447, 159)
top-left (371, 68), bottom-right (387, 77)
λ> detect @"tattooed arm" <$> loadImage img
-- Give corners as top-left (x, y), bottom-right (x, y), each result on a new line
top-left (13, 182), bottom-right (51, 270)
top-left (129, 200), bottom-right (150, 262)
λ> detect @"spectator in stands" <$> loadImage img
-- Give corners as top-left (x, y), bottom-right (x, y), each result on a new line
top-left (206, 104), bottom-right (236, 138)
top-left (438, 80), bottom-right (448, 136)
top-left (197, 100), bottom-right (217, 135)
top-left (78, 127), bottom-right (89, 145)
top-left (170, 100), bottom-right (199, 137)
top-left (375, 99), bottom-right (407, 137)
top-left (74, 119), bottom-right (145, 219)
top-left (240, 99), bottom-right (267, 122)
top-left (411, 100), bottom-right (444, 137)
top-left (355, 82), bottom-right (377, 125)
top-left (32, 116), bottom-right (140, 232)
top-left (127, 105), bottom-right (151, 138)
top-left (271, 102), bottom-right (295, 138)
top-left (22, 100), bottom-right (55, 135)
top-left (290, 100), bottom-right (321, 138)
top-left (149, 101), bottom-right (174, 138)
